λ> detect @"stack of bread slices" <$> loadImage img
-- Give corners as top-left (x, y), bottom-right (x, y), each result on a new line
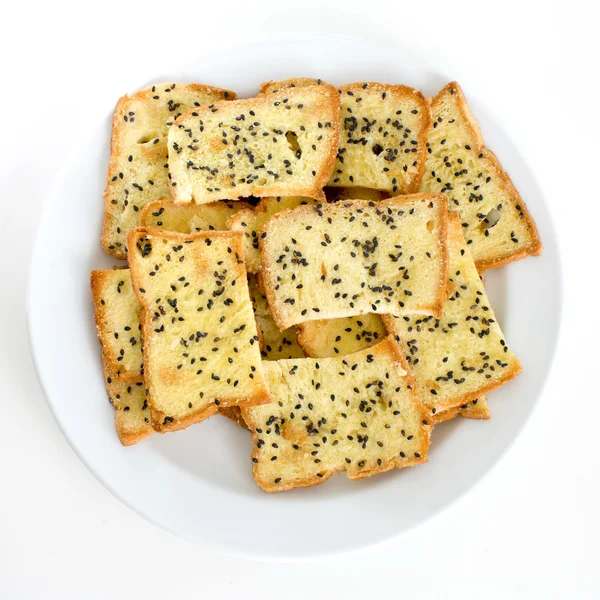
top-left (92, 78), bottom-right (541, 492)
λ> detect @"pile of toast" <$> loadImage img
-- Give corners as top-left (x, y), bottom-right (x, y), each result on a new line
top-left (92, 78), bottom-right (541, 492)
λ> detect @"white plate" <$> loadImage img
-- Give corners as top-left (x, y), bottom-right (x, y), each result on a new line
top-left (27, 34), bottom-right (561, 560)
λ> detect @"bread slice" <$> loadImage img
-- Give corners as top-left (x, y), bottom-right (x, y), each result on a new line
top-left (296, 314), bottom-right (386, 357)
top-left (227, 196), bottom-right (318, 273)
top-left (102, 357), bottom-right (153, 446)
top-left (433, 396), bottom-right (490, 424)
top-left (91, 268), bottom-right (143, 381)
top-left (140, 199), bottom-right (251, 233)
top-left (167, 85), bottom-right (340, 204)
top-left (248, 275), bottom-right (305, 360)
top-left (421, 82), bottom-right (542, 270)
top-left (260, 80), bottom-right (430, 193)
top-left (101, 83), bottom-right (236, 259)
top-left (382, 213), bottom-right (521, 417)
top-left (259, 194), bottom-right (449, 330)
top-left (325, 186), bottom-right (390, 202)
top-left (241, 336), bottom-right (431, 492)
top-left (127, 228), bottom-right (271, 432)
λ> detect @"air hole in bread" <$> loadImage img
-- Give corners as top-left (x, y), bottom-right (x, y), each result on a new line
top-left (285, 131), bottom-right (302, 158)
top-left (426, 219), bottom-right (435, 232)
top-left (372, 144), bottom-right (383, 156)
top-left (137, 134), bottom-right (161, 144)
top-left (480, 208), bottom-right (501, 230)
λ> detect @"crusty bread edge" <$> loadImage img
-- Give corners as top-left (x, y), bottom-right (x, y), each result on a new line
top-left (91, 268), bottom-right (142, 382)
top-left (101, 355), bottom-right (153, 446)
top-left (218, 406), bottom-right (249, 430)
top-left (168, 85), bottom-right (340, 205)
top-left (432, 396), bottom-right (490, 424)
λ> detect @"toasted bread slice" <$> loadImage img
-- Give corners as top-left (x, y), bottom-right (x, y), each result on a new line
top-left (227, 197), bottom-right (318, 273)
top-left (247, 275), bottom-right (304, 360)
top-left (382, 213), bottom-right (521, 417)
top-left (167, 85), bottom-right (340, 204)
top-left (140, 199), bottom-right (251, 233)
top-left (127, 228), bottom-right (271, 432)
top-left (296, 314), bottom-right (386, 357)
top-left (91, 269), bottom-right (143, 381)
top-left (421, 82), bottom-right (541, 270)
top-left (102, 357), bottom-right (153, 446)
top-left (242, 337), bottom-right (431, 492)
top-left (260, 80), bottom-right (430, 193)
top-left (93, 267), bottom-right (245, 430)
top-left (259, 194), bottom-right (449, 330)
top-left (433, 396), bottom-right (490, 424)
top-left (101, 83), bottom-right (235, 259)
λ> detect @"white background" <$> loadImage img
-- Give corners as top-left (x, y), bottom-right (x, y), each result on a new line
top-left (1, 0), bottom-right (598, 598)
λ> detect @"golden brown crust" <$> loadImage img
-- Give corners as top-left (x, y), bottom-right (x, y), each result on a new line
top-left (460, 400), bottom-right (491, 420)
top-left (431, 407), bottom-right (460, 424)
top-left (243, 336), bottom-right (431, 492)
top-left (127, 227), bottom-right (272, 433)
top-left (432, 397), bottom-right (490, 424)
top-left (101, 356), bottom-right (153, 446)
top-left (169, 85), bottom-right (340, 205)
top-left (149, 396), bottom-right (218, 433)
top-left (429, 82), bottom-right (542, 271)
top-left (259, 193), bottom-right (449, 331)
top-left (218, 407), bottom-right (249, 429)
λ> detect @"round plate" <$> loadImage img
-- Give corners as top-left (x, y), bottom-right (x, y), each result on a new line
top-left (27, 34), bottom-right (561, 560)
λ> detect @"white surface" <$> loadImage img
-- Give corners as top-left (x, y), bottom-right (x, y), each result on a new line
top-left (27, 34), bottom-right (561, 560)
top-left (1, 0), bottom-right (598, 596)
